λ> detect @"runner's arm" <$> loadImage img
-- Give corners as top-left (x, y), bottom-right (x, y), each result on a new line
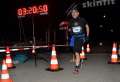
top-left (85, 24), bottom-right (90, 37)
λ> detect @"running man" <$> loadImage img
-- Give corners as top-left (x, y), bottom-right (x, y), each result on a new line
top-left (60, 8), bottom-right (90, 73)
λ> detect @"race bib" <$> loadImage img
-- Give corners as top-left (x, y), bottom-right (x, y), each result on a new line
top-left (72, 26), bottom-right (82, 33)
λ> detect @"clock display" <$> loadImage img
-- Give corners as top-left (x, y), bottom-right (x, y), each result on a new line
top-left (17, 4), bottom-right (48, 17)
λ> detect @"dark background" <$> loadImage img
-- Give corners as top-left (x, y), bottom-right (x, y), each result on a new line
top-left (3, 0), bottom-right (120, 46)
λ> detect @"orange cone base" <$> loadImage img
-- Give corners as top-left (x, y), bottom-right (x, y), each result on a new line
top-left (108, 61), bottom-right (120, 64)
top-left (46, 68), bottom-right (63, 72)
top-left (0, 79), bottom-right (13, 82)
top-left (8, 65), bottom-right (16, 69)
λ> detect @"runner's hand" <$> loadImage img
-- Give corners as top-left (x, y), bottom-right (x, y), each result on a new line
top-left (85, 36), bottom-right (89, 43)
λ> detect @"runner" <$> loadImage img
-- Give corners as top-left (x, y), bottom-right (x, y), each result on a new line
top-left (60, 8), bottom-right (90, 74)
top-left (69, 8), bottom-right (90, 74)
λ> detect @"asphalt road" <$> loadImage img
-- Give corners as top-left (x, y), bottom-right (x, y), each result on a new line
top-left (7, 50), bottom-right (120, 82)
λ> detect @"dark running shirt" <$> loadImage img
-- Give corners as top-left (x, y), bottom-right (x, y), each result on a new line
top-left (69, 17), bottom-right (87, 36)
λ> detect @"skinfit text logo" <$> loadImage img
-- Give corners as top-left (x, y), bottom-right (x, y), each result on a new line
top-left (82, 0), bottom-right (115, 8)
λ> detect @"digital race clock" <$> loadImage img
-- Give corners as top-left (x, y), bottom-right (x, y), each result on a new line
top-left (17, 4), bottom-right (48, 17)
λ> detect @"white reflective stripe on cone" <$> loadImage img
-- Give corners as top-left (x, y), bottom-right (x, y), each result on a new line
top-left (112, 55), bottom-right (117, 58)
top-left (32, 49), bottom-right (35, 53)
top-left (1, 74), bottom-right (9, 79)
top-left (87, 44), bottom-right (89, 47)
top-left (6, 59), bottom-right (12, 63)
top-left (82, 46), bottom-right (84, 50)
top-left (87, 48), bottom-right (90, 51)
top-left (87, 48), bottom-right (90, 50)
top-left (2, 64), bottom-right (7, 70)
top-left (112, 48), bottom-right (116, 51)
top-left (80, 52), bottom-right (85, 56)
top-left (80, 53), bottom-right (83, 56)
top-left (6, 52), bottom-right (10, 54)
top-left (51, 60), bottom-right (58, 64)
top-left (52, 51), bottom-right (56, 56)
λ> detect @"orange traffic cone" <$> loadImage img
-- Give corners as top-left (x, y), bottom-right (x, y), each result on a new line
top-left (86, 43), bottom-right (91, 53)
top-left (46, 44), bottom-right (63, 72)
top-left (108, 42), bottom-right (119, 64)
top-left (6, 47), bottom-right (10, 54)
top-left (0, 60), bottom-right (13, 82)
top-left (5, 47), bottom-right (15, 69)
top-left (32, 45), bottom-right (35, 54)
top-left (80, 46), bottom-right (87, 60)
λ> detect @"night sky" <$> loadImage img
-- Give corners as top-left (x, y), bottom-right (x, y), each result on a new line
top-left (3, 0), bottom-right (120, 45)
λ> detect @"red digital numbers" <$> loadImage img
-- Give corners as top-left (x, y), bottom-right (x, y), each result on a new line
top-left (32, 6), bottom-right (37, 14)
top-left (43, 5), bottom-right (48, 12)
top-left (17, 9), bottom-right (22, 16)
top-left (17, 4), bottom-right (48, 17)
top-left (28, 7), bottom-right (32, 14)
top-left (22, 8), bottom-right (27, 16)
top-left (38, 5), bottom-right (43, 13)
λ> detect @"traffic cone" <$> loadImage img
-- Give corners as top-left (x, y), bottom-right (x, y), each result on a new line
top-left (0, 60), bottom-right (13, 82)
top-left (118, 44), bottom-right (120, 56)
top-left (46, 44), bottom-right (63, 72)
top-left (80, 46), bottom-right (87, 60)
top-left (118, 44), bottom-right (120, 62)
top-left (6, 47), bottom-right (10, 54)
top-left (86, 43), bottom-right (91, 53)
top-left (5, 47), bottom-right (15, 69)
top-left (108, 42), bottom-right (119, 64)
top-left (32, 45), bottom-right (35, 54)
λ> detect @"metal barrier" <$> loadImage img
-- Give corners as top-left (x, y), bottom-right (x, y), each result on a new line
top-left (0, 44), bottom-right (69, 53)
